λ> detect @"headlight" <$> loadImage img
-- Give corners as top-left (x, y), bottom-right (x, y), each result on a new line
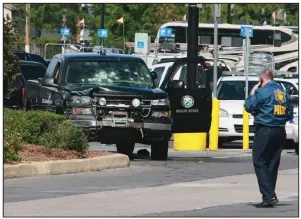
top-left (220, 109), bottom-right (229, 117)
top-left (152, 111), bottom-right (171, 118)
top-left (72, 108), bottom-right (92, 115)
top-left (70, 96), bottom-right (91, 104)
top-left (99, 97), bottom-right (107, 106)
top-left (151, 98), bottom-right (169, 106)
top-left (132, 98), bottom-right (141, 107)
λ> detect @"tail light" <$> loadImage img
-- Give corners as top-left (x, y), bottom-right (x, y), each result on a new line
top-left (21, 88), bottom-right (25, 105)
top-left (205, 62), bottom-right (212, 66)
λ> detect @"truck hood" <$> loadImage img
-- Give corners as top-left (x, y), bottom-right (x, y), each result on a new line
top-left (64, 84), bottom-right (167, 99)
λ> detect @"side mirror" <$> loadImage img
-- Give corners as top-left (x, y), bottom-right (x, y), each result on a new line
top-left (169, 80), bottom-right (185, 89)
top-left (38, 78), bottom-right (42, 83)
top-left (41, 77), bottom-right (57, 87)
top-left (150, 71), bottom-right (158, 80)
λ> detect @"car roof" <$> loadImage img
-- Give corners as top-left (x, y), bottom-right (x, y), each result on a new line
top-left (19, 60), bottom-right (46, 68)
top-left (60, 52), bottom-right (143, 61)
top-left (150, 62), bottom-right (174, 68)
top-left (220, 76), bottom-right (259, 81)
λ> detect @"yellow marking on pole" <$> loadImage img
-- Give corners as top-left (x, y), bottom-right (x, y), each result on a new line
top-left (209, 97), bottom-right (220, 151)
top-left (173, 133), bottom-right (206, 151)
top-left (243, 107), bottom-right (249, 150)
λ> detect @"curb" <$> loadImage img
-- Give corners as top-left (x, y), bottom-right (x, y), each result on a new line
top-left (4, 154), bottom-right (130, 179)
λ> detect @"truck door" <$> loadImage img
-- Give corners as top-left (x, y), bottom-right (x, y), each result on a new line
top-left (38, 58), bottom-right (61, 112)
top-left (160, 57), bottom-right (212, 133)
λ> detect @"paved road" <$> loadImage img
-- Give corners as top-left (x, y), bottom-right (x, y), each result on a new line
top-left (4, 143), bottom-right (298, 216)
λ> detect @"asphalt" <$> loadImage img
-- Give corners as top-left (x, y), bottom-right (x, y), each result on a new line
top-left (4, 144), bottom-right (298, 203)
top-left (144, 196), bottom-right (299, 217)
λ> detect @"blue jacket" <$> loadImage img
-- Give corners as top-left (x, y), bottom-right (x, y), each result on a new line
top-left (244, 81), bottom-right (293, 127)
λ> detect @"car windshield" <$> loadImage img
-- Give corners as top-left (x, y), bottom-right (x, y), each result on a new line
top-left (217, 80), bottom-right (258, 100)
top-left (65, 60), bottom-right (153, 87)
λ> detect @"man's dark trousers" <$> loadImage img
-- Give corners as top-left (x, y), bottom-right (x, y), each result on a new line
top-left (252, 125), bottom-right (286, 201)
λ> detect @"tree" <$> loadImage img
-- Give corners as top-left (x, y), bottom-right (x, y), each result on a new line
top-left (4, 15), bottom-right (20, 97)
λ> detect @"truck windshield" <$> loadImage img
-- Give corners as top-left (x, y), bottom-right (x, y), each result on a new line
top-left (65, 60), bottom-right (153, 87)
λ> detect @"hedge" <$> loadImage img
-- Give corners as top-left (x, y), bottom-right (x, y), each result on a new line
top-left (4, 108), bottom-right (89, 162)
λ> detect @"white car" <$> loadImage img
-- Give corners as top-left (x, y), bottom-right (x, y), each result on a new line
top-left (150, 62), bottom-right (174, 87)
top-left (216, 76), bottom-right (298, 146)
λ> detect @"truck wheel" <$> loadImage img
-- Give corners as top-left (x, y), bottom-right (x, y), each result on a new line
top-left (294, 143), bottom-right (299, 155)
top-left (116, 143), bottom-right (135, 159)
top-left (151, 140), bottom-right (169, 161)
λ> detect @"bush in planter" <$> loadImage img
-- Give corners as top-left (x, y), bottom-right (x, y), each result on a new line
top-left (40, 120), bottom-right (89, 154)
top-left (4, 108), bottom-right (89, 162)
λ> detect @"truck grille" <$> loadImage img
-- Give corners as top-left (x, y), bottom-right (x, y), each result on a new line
top-left (234, 125), bottom-right (256, 133)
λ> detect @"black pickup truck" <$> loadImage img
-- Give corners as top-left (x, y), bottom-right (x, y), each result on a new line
top-left (24, 53), bottom-right (172, 160)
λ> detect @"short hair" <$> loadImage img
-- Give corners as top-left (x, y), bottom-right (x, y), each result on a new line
top-left (260, 69), bottom-right (274, 80)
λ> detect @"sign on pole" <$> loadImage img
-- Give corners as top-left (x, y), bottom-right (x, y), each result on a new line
top-left (240, 26), bottom-right (254, 38)
top-left (134, 33), bottom-right (150, 54)
top-left (98, 29), bottom-right (108, 38)
top-left (60, 28), bottom-right (70, 36)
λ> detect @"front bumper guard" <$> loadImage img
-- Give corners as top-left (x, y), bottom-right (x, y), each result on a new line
top-left (72, 119), bottom-right (171, 131)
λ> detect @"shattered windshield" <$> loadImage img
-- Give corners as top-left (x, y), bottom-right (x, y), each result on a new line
top-left (65, 60), bottom-right (153, 87)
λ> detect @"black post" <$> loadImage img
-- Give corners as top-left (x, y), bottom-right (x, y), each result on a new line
top-left (227, 4), bottom-right (231, 24)
top-left (101, 3), bottom-right (105, 46)
top-left (187, 4), bottom-right (199, 89)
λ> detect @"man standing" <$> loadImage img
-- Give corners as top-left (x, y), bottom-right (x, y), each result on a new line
top-left (244, 69), bottom-right (293, 208)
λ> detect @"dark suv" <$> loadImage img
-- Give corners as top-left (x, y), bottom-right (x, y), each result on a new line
top-left (12, 50), bottom-right (48, 68)
top-left (24, 53), bottom-right (172, 160)
top-left (4, 60), bottom-right (47, 109)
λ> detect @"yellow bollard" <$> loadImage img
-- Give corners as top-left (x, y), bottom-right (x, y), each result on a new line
top-left (209, 97), bottom-right (220, 151)
top-left (173, 133), bottom-right (207, 151)
top-left (243, 107), bottom-right (249, 150)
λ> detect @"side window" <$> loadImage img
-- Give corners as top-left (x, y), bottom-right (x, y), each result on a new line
top-left (152, 59), bottom-right (159, 65)
top-left (280, 82), bottom-right (298, 95)
top-left (153, 67), bottom-right (165, 87)
top-left (53, 62), bottom-right (62, 84)
top-left (45, 57), bottom-right (58, 77)
top-left (31, 54), bottom-right (47, 66)
top-left (20, 64), bottom-right (47, 81)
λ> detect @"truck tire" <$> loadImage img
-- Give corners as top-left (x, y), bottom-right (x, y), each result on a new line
top-left (294, 143), bottom-right (299, 155)
top-left (116, 143), bottom-right (135, 159)
top-left (151, 140), bottom-right (169, 161)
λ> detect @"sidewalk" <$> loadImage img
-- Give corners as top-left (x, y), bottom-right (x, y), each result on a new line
top-left (4, 168), bottom-right (298, 216)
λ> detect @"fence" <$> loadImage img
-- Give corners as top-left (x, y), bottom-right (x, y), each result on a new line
top-left (13, 42), bottom-right (63, 60)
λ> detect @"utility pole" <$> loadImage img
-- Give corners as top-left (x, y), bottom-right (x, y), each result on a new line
top-left (186, 4), bottom-right (200, 89)
top-left (209, 4), bottom-right (221, 151)
top-left (25, 3), bottom-right (30, 53)
top-left (227, 4), bottom-right (231, 24)
top-left (101, 3), bottom-right (105, 47)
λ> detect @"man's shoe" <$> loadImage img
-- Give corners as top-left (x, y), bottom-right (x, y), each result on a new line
top-left (254, 198), bottom-right (278, 208)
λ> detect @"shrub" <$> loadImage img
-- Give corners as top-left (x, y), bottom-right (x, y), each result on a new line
top-left (40, 120), bottom-right (89, 154)
top-left (4, 108), bottom-right (89, 162)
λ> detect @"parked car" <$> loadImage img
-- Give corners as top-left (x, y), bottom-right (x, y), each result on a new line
top-left (291, 95), bottom-right (298, 154)
top-left (12, 50), bottom-right (49, 68)
top-left (216, 75), bottom-right (298, 147)
top-left (24, 53), bottom-right (172, 160)
top-left (4, 60), bottom-right (47, 109)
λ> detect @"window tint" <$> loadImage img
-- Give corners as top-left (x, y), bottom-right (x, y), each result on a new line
top-left (65, 60), bottom-right (153, 87)
top-left (172, 64), bottom-right (207, 88)
top-left (14, 52), bottom-right (26, 60)
top-left (217, 81), bottom-right (258, 100)
top-left (30, 54), bottom-right (47, 67)
top-left (153, 67), bottom-right (165, 87)
top-left (20, 64), bottom-right (46, 81)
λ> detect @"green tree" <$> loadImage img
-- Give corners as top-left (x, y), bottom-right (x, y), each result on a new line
top-left (4, 15), bottom-right (20, 97)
